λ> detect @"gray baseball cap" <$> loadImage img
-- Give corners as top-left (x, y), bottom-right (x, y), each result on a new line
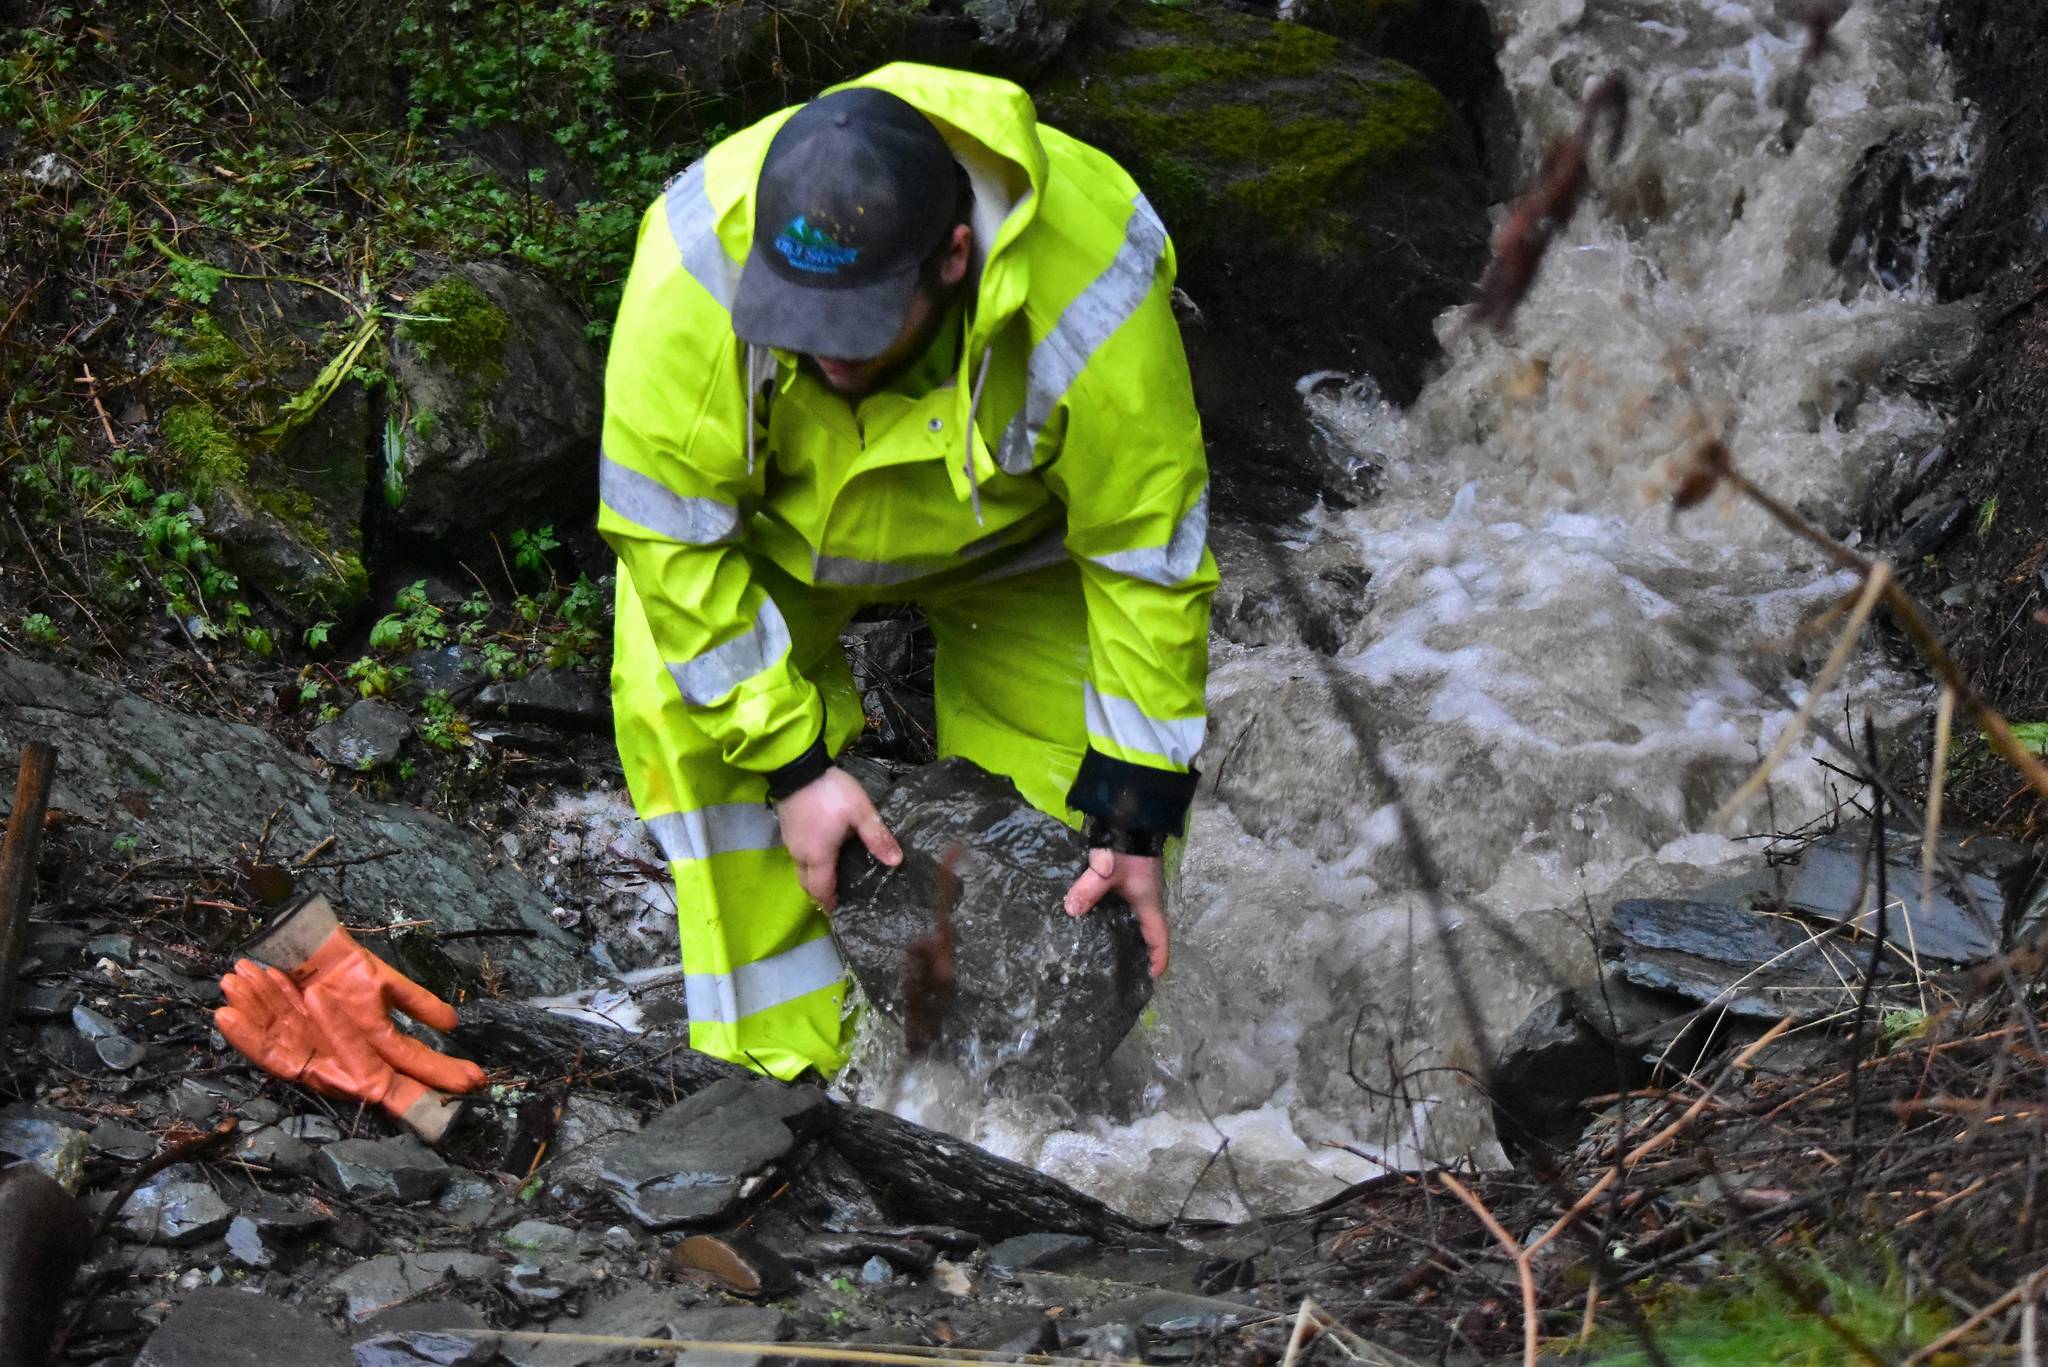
top-left (732, 87), bottom-right (958, 361)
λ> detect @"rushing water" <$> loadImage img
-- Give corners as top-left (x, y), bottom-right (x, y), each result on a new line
top-left (551, 0), bottom-right (1978, 1223)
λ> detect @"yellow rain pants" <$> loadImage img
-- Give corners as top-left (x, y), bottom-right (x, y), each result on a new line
top-left (612, 555), bottom-right (1093, 1079)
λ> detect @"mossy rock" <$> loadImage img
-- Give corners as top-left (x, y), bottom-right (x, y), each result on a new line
top-left (1282, 0), bottom-right (1504, 134)
top-left (385, 262), bottom-right (601, 548)
top-left (153, 266), bottom-right (374, 622)
top-left (1034, 1), bottom-right (1489, 524)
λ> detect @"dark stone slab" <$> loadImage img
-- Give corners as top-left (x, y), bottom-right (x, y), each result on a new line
top-left (134, 1289), bottom-right (352, 1366)
top-left (473, 667), bottom-right (610, 734)
top-left (315, 1136), bottom-right (453, 1204)
top-left (1782, 819), bottom-right (2023, 964)
top-left (118, 1170), bottom-right (234, 1245)
top-left (331, 1252), bottom-right (502, 1323)
top-left (600, 1076), bottom-right (828, 1231)
top-left (1605, 898), bottom-right (1898, 1021)
top-left (834, 758), bottom-right (1152, 1090)
top-left (354, 1300), bottom-right (493, 1366)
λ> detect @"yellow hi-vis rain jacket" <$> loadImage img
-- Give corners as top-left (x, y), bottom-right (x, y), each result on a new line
top-left (600, 62), bottom-right (1215, 1076)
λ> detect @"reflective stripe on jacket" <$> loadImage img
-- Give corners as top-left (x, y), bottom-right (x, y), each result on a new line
top-left (599, 61), bottom-right (1216, 832)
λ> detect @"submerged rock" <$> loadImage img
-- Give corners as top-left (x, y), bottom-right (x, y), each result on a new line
top-left (600, 1077), bottom-right (828, 1230)
top-left (135, 1288), bottom-right (352, 1366)
top-left (835, 759), bottom-right (1153, 1090)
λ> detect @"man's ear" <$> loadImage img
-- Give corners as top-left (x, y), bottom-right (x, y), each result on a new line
top-left (939, 224), bottom-right (973, 288)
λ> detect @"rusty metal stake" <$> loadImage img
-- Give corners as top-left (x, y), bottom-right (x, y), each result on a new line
top-left (0, 742), bottom-right (57, 1030)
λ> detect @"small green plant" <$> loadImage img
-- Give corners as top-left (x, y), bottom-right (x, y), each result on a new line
top-left (345, 655), bottom-right (405, 699)
top-left (417, 690), bottom-right (472, 751)
top-left (304, 620), bottom-right (335, 651)
top-left (20, 612), bottom-right (61, 646)
top-left (367, 579), bottom-right (447, 652)
top-left (112, 834), bottom-right (141, 858)
top-left (510, 524), bottom-right (560, 576)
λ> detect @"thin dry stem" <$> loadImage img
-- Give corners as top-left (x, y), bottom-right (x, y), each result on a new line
top-left (1438, 1170), bottom-right (1540, 1367)
top-left (1712, 562), bottom-right (1889, 829)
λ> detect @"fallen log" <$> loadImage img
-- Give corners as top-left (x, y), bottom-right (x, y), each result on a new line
top-left (0, 741), bottom-right (56, 1030)
top-left (449, 997), bottom-right (1152, 1244)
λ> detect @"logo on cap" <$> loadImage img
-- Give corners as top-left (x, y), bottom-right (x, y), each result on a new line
top-left (773, 216), bottom-right (860, 276)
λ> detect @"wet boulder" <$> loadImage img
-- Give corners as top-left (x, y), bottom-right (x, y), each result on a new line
top-left (834, 758), bottom-right (1153, 1091)
top-left (1603, 898), bottom-right (1898, 1022)
top-left (307, 697), bottom-right (413, 771)
top-left (384, 264), bottom-right (602, 549)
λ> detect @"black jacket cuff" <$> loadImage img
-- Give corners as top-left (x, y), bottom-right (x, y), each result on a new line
top-left (1066, 748), bottom-right (1198, 837)
top-left (764, 730), bottom-right (833, 800)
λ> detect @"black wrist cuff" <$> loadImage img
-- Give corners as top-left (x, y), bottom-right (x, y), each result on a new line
top-left (1084, 818), bottom-right (1170, 857)
top-left (764, 732), bottom-right (832, 800)
top-left (1065, 748), bottom-right (1198, 837)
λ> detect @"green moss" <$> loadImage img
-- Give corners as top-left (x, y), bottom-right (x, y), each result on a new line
top-left (1116, 8), bottom-right (1342, 86)
top-left (164, 314), bottom-right (247, 382)
top-left (400, 275), bottom-right (510, 378)
top-left (161, 403), bottom-right (249, 491)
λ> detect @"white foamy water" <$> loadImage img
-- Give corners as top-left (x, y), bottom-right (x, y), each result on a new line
top-left (548, 0), bottom-right (1977, 1225)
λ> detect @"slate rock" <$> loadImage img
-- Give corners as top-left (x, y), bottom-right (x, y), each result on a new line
top-left (310, 699), bottom-right (414, 771)
top-left (85, 932), bottom-right (137, 964)
top-left (496, 1292), bottom-right (783, 1367)
top-left (331, 1251), bottom-right (502, 1322)
top-left (71, 1004), bottom-right (122, 1037)
top-left (119, 1176), bottom-right (235, 1245)
top-left (1605, 899), bottom-right (1903, 1022)
top-left (13, 983), bottom-right (81, 1019)
top-left (834, 758), bottom-right (1152, 1089)
top-left (354, 1300), bottom-right (493, 1366)
top-left (988, 1231), bottom-right (1094, 1273)
top-left (95, 1033), bottom-right (147, 1070)
top-left (1491, 982), bottom-right (1656, 1156)
top-left (0, 1114), bottom-right (90, 1192)
top-left (1783, 819), bottom-right (2023, 964)
top-left (473, 668), bottom-right (610, 734)
top-left (280, 1114), bottom-right (344, 1143)
top-left (90, 1119), bottom-right (157, 1163)
top-left (316, 1136), bottom-right (453, 1204)
top-left (135, 1289), bottom-right (352, 1366)
top-left (400, 645), bottom-right (493, 705)
top-left (237, 1124), bottom-right (315, 1175)
top-left (600, 1076), bottom-right (827, 1230)
top-left (224, 1215), bottom-right (273, 1269)
top-left (503, 1220), bottom-right (579, 1254)
top-left (0, 656), bottom-right (582, 995)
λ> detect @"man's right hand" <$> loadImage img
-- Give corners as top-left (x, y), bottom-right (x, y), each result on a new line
top-left (776, 767), bottom-right (902, 911)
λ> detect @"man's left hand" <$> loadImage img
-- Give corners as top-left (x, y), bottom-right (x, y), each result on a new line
top-left (1064, 849), bottom-right (1168, 978)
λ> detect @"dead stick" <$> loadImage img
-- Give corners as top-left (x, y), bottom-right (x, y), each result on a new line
top-left (0, 742), bottom-right (57, 1029)
top-left (1906, 1258), bottom-right (2048, 1364)
top-left (1439, 1171), bottom-right (1540, 1367)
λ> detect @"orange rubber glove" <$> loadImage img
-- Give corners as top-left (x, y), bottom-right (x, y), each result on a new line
top-left (216, 961), bottom-right (468, 1142)
top-left (241, 892), bottom-right (486, 1097)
